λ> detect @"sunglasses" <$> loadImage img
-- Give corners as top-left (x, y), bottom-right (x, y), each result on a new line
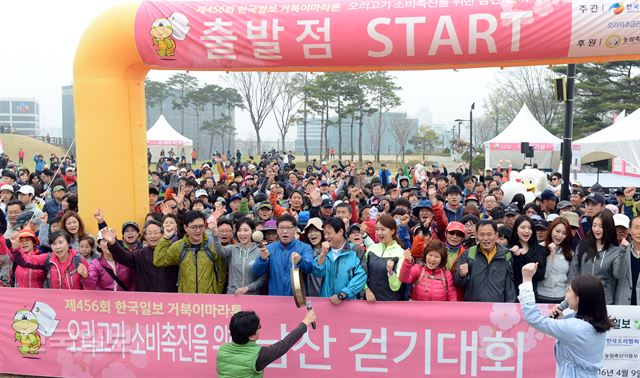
top-left (447, 231), bottom-right (465, 238)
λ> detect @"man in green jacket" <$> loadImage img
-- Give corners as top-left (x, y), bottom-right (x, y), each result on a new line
top-left (217, 310), bottom-right (317, 378)
top-left (153, 211), bottom-right (227, 293)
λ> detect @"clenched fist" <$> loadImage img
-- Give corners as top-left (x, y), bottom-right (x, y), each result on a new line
top-left (458, 263), bottom-right (469, 277)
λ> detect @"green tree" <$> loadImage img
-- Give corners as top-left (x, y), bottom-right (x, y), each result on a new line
top-left (186, 87), bottom-right (208, 142)
top-left (220, 87), bottom-right (243, 154)
top-left (369, 72), bottom-right (402, 162)
top-left (144, 79), bottom-right (167, 126)
top-left (167, 73), bottom-right (199, 134)
top-left (409, 125), bottom-right (439, 159)
top-left (200, 84), bottom-right (225, 156)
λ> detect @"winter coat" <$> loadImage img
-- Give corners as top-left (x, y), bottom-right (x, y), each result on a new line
top-left (399, 261), bottom-right (457, 301)
top-left (11, 249), bottom-right (45, 288)
top-left (12, 249), bottom-right (89, 290)
top-left (567, 243), bottom-right (625, 305)
top-left (81, 257), bottom-right (136, 291)
top-left (211, 236), bottom-right (267, 295)
top-left (312, 242), bottom-right (367, 299)
top-left (153, 234), bottom-right (228, 294)
top-left (444, 204), bottom-right (465, 223)
top-left (109, 242), bottom-right (178, 292)
top-left (454, 244), bottom-right (517, 302)
top-left (252, 239), bottom-right (313, 296)
top-left (366, 241), bottom-right (405, 301)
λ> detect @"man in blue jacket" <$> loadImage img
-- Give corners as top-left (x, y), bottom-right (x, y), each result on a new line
top-left (312, 217), bottom-right (367, 303)
top-left (253, 213), bottom-right (313, 296)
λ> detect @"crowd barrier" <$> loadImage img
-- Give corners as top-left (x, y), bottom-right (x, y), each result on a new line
top-left (0, 288), bottom-right (637, 377)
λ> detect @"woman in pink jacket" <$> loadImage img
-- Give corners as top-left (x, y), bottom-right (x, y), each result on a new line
top-left (10, 228), bottom-right (45, 288)
top-left (399, 240), bottom-right (457, 301)
top-left (11, 231), bottom-right (89, 290)
top-left (81, 233), bottom-right (135, 291)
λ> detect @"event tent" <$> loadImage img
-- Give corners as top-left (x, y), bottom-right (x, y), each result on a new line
top-left (146, 115), bottom-right (193, 162)
top-left (484, 105), bottom-right (561, 170)
top-left (574, 108), bottom-right (640, 171)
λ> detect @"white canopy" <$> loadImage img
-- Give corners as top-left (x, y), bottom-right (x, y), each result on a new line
top-left (146, 115), bottom-right (193, 162)
top-left (485, 104), bottom-right (561, 170)
top-left (574, 108), bottom-right (640, 170)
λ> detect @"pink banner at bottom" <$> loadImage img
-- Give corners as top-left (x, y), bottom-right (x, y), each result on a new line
top-left (0, 288), bottom-right (557, 377)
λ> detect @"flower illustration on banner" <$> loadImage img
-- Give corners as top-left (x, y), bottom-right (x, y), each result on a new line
top-left (101, 362), bottom-right (137, 378)
top-left (523, 326), bottom-right (545, 352)
top-left (489, 303), bottom-right (521, 330)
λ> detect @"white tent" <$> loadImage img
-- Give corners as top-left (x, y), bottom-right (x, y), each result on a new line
top-left (485, 104), bottom-right (561, 170)
top-left (146, 115), bottom-right (193, 162)
top-left (574, 108), bottom-right (640, 171)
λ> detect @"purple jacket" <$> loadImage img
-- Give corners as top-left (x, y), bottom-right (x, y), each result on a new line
top-left (82, 257), bottom-right (136, 291)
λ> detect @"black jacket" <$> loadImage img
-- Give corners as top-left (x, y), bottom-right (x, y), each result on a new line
top-left (109, 242), bottom-right (179, 292)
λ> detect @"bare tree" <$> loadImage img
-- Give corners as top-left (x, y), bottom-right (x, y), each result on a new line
top-left (273, 73), bottom-right (302, 152)
top-left (226, 72), bottom-right (281, 154)
top-left (493, 66), bottom-right (561, 128)
top-left (389, 114), bottom-right (414, 162)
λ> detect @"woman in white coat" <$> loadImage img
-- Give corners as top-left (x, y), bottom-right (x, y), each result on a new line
top-left (518, 262), bottom-right (612, 378)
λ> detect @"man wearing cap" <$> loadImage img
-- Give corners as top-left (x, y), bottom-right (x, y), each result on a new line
top-left (16, 185), bottom-right (41, 219)
top-left (580, 191), bottom-right (606, 238)
top-left (255, 202), bottom-right (274, 222)
top-left (539, 189), bottom-right (557, 218)
top-left (122, 221), bottom-right (143, 253)
top-left (556, 200), bottom-right (574, 215)
top-left (613, 214), bottom-right (631, 248)
top-left (63, 167), bottom-right (76, 187)
top-left (503, 206), bottom-right (519, 228)
top-left (534, 219), bottom-right (548, 244)
top-left (318, 199), bottom-right (334, 220)
top-left (0, 184), bottom-right (14, 214)
top-left (410, 188), bottom-right (448, 242)
top-left (43, 185), bottom-right (66, 223)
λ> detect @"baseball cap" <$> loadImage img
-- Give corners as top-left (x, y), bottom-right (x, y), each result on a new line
top-left (216, 197), bottom-right (227, 205)
top-left (321, 161), bottom-right (327, 165)
top-left (297, 211), bottom-right (310, 227)
top-left (195, 189), bottom-right (208, 198)
top-left (465, 194), bottom-right (479, 203)
top-left (303, 217), bottom-right (323, 232)
top-left (540, 189), bottom-right (557, 201)
top-left (15, 211), bottom-right (34, 229)
top-left (546, 214), bottom-right (560, 222)
top-left (571, 181), bottom-right (582, 187)
top-left (561, 212), bottom-right (579, 228)
top-left (614, 188), bottom-right (625, 196)
top-left (53, 185), bottom-right (67, 192)
top-left (168, 166), bottom-right (177, 171)
top-left (122, 221), bottom-right (140, 233)
top-left (446, 221), bottom-right (466, 235)
top-left (65, 166), bottom-right (75, 172)
top-left (557, 200), bottom-right (573, 210)
top-left (229, 193), bottom-right (242, 202)
top-left (0, 184), bottom-right (13, 192)
top-left (17, 185), bottom-right (35, 196)
top-left (258, 202), bottom-right (272, 210)
top-left (583, 192), bottom-right (605, 205)
top-left (613, 214), bottom-right (630, 229)
top-left (319, 181), bottom-right (329, 187)
top-left (321, 198), bottom-right (334, 208)
top-left (534, 219), bottom-right (549, 230)
top-left (504, 205), bottom-right (519, 216)
top-left (347, 223), bottom-right (361, 236)
top-left (590, 183), bottom-right (604, 193)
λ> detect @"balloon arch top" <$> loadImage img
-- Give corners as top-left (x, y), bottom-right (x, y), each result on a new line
top-left (74, 0), bottom-right (640, 231)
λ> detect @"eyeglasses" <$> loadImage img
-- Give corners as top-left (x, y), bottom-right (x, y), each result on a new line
top-left (447, 231), bottom-right (465, 238)
top-left (188, 225), bottom-right (205, 231)
top-left (277, 226), bottom-right (294, 232)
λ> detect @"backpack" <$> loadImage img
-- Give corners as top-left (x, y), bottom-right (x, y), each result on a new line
top-left (43, 254), bottom-right (83, 289)
top-left (178, 239), bottom-right (219, 282)
top-left (466, 245), bottom-right (513, 279)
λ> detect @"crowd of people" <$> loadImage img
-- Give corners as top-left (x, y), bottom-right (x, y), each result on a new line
top-left (0, 149), bottom-right (638, 310)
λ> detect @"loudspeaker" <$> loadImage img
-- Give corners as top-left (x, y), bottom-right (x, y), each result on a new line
top-left (520, 142), bottom-right (530, 154)
top-left (525, 146), bottom-right (534, 158)
top-left (555, 78), bottom-right (567, 102)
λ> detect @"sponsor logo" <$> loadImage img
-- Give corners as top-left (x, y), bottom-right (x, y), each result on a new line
top-left (609, 2), bottom-right (625, 14)
top-left (606, 34), bottom-right (622, 47)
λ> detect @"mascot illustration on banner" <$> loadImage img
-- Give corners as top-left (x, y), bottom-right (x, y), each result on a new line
top-left (12, 302), bottom-right (60, 357)
top-left (150, 12), bottom-right (190, 58)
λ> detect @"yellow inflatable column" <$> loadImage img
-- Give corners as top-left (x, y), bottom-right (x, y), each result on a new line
top-left (74, 3), bottom-right (150, 234)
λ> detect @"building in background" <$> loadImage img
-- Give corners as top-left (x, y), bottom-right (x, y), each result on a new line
top-left (295, 112), bottom-right (419, 157)
top-left (0, 98), bottom-right (40, 135)
top-left (61, 86), bottom-right (75, 143)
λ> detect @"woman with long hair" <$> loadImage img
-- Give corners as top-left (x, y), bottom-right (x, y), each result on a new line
top-left (399, 240), bottom-right (457, 301)
top-left (60, 211), bottom-right (88, 250)
top-left (519, 263), bottom-right (612, 378)
top-left (561, 210), bottom-right (625, 309)
top-left (364, 215), bottom-right (406, 302)
top-left (537, 217), bottom-right (574, 303)
top-left (508, 215), bottom-right (547, 289)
